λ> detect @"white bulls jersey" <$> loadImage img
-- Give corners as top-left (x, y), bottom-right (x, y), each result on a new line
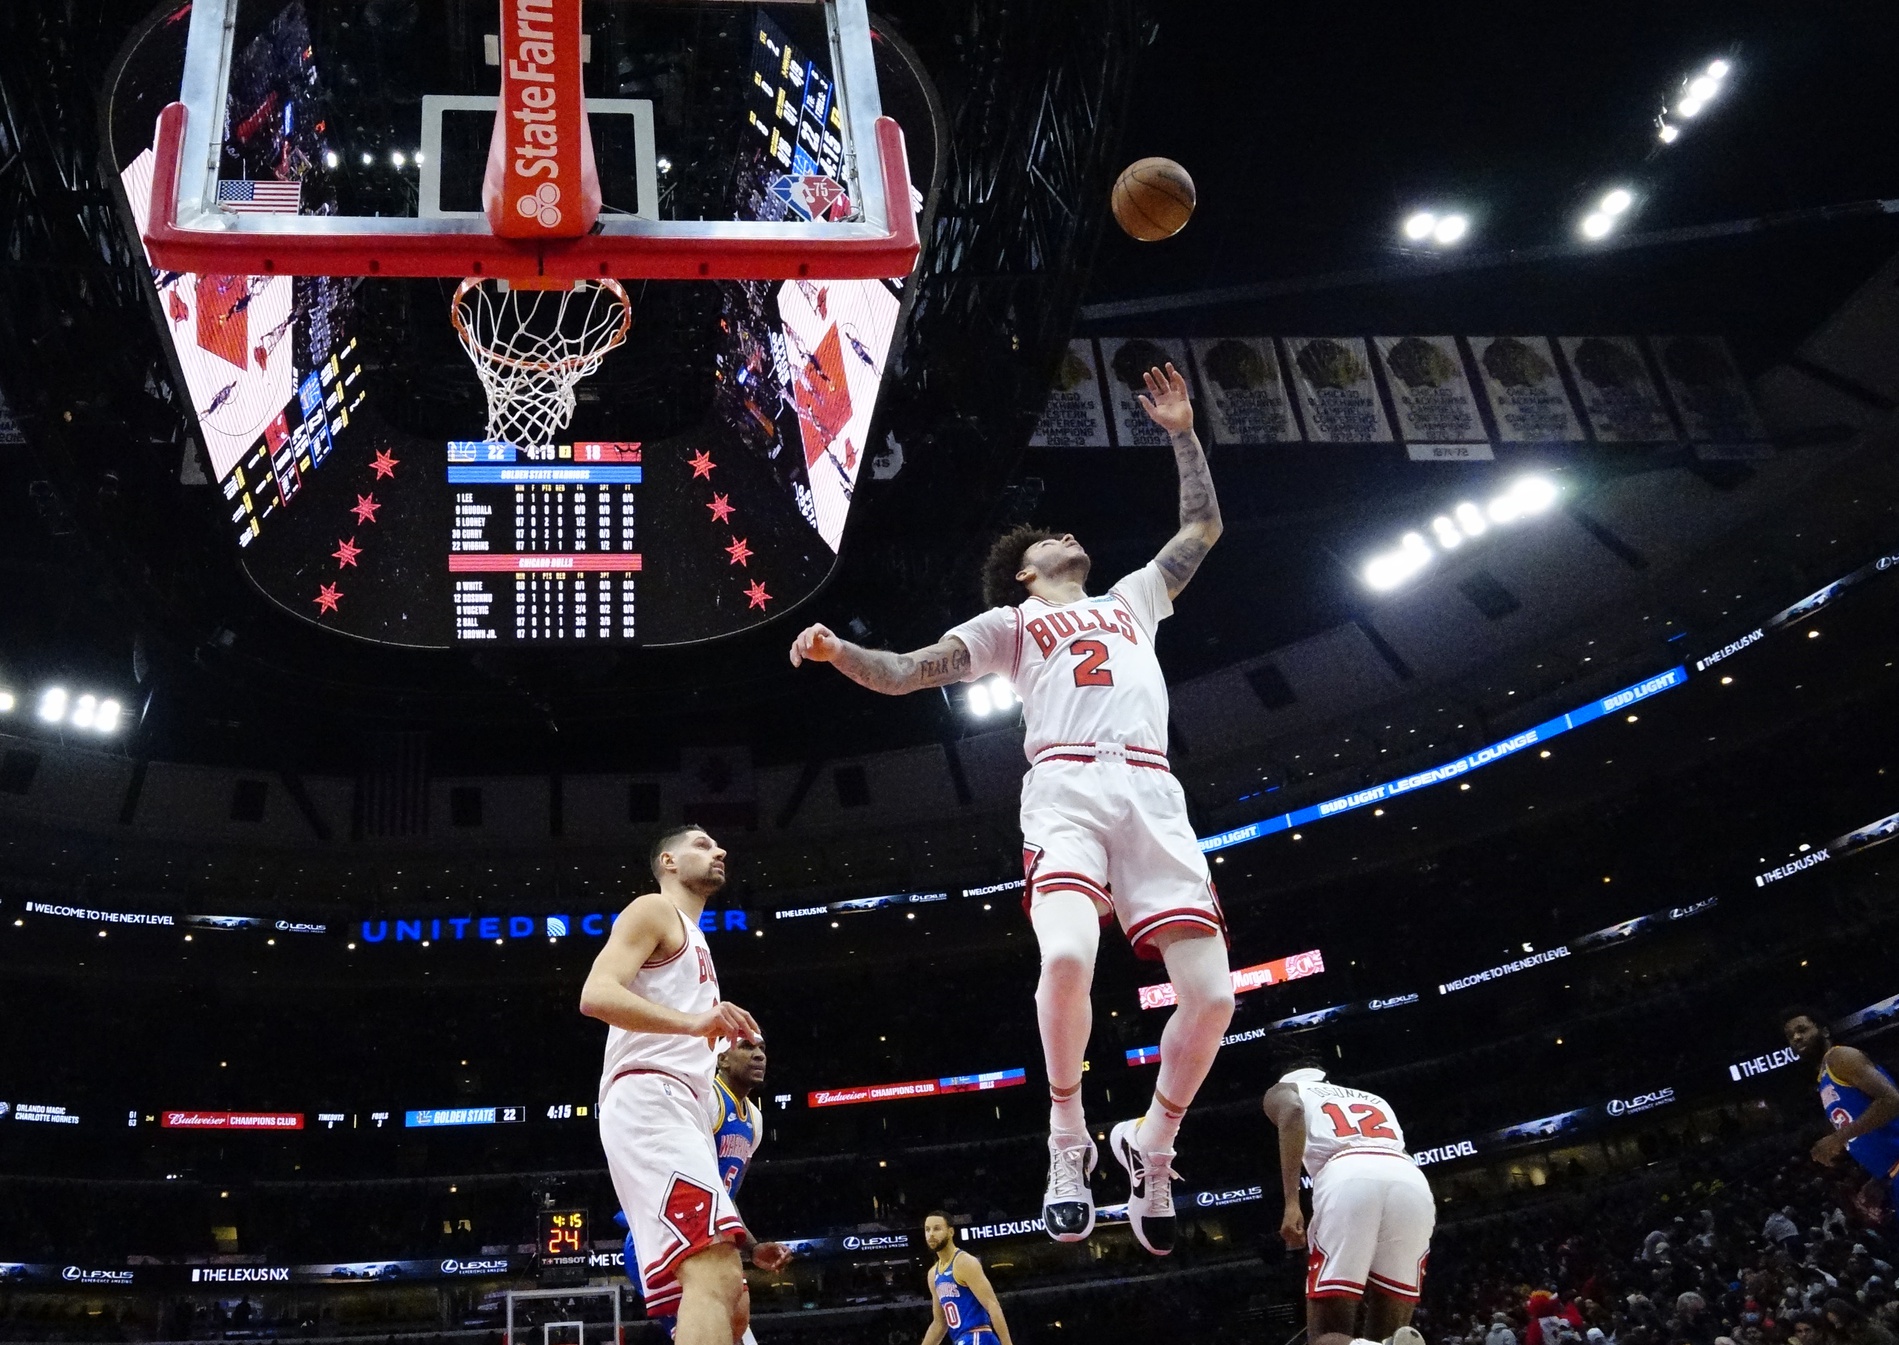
top-left (1290, 1075), bottom-right (1410, 1177)
top-left (948, 563), bottom-right (1174, 762)
top-left (599, 905), bottom-right (721, 1101)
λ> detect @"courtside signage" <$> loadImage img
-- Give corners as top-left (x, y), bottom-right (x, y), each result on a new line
top-left (1199, 667), bottom-right (1688, 853)
top-left (808, 1068), bottom-right (1026, 1109)
top-left (1138, 949), bottom-right (1324, 1010)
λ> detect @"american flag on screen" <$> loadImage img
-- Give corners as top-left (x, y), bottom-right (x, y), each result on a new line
top-left (215, 179), bottom-right (302, 214)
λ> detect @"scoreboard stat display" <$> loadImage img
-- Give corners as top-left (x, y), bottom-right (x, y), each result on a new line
top-left (448, 442), bottom-right (643, 642)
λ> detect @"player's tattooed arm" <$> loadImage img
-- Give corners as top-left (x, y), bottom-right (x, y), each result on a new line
top-left (789, 626), bottom-right (972, 695)
top-left (1137, 362), bottom-right (1223, 600)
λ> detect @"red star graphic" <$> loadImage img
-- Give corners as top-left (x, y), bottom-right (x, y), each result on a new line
top-left (313, 583), bottom-right (342, 614)
top-left (707, 493), bottom-right (735, 524)
top-left (744, 579), bottom-right (771, 611)
top-left (688, 449), bottom-right (716, 479)
top-left (370, 449), bottom-right (400, 479)
top-left (332, 537), bottom-right (362, 568)
top-left (351, 493), bottom-right (381, 524)
top-left (725, 536), bottom-right (753, 567)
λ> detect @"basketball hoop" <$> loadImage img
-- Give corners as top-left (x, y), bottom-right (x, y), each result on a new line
top-left (451, 277), bottom-right (633, 449)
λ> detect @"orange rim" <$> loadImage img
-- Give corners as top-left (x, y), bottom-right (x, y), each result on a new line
top-left (450, 277), bottom-right (633, 374)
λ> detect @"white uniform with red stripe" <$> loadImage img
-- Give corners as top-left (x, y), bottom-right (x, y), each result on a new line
top-left (597, 906), bottom-right (745, 1317)
top-left (1288, 1071), bottom-right (1435, 1303)
top-left (947, 562), bottom-right (1223, 960)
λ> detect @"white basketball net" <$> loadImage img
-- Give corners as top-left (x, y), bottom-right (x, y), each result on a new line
top-left (451, 278), bottom-right (632, 449)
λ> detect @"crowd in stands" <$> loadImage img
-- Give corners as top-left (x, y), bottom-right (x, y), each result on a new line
top-left (1420, 1133), bottom-right (1899, 1345)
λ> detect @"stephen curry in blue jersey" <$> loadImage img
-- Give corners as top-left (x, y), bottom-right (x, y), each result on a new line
top-left (621, 1037), bottom-right (788, 1343)
top-left (920, 1212), bottom-right (1013, 1345)
top-left (1783, 1007), bottom-right (1899, 1194)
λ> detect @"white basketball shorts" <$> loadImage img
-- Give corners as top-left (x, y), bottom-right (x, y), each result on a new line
top-left (1019, 753), bottom-right (1226, 961)
top-left (1305, 1150), bottom-right (1436, 1302)
top-left (600, 1069), bottom-right (746, 1316)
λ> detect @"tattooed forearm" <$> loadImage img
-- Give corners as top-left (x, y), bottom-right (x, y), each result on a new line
top-left (1171, 427), bottom-right (1222, 532)
top-left (832, 638), bottom-right (970, 696)
top-left (1154, 428), bottom-right (1222, 599)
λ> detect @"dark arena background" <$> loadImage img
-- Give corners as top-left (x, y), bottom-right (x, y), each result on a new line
top-left (2, 2), bottom-right (1899, 1344)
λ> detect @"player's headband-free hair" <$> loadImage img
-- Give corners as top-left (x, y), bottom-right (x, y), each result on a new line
top-left (1279, 1067), bottom-right (1327, 1084)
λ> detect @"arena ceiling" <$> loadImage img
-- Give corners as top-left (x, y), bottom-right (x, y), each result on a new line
top-left (0, 1), bottom-right (1893, 775)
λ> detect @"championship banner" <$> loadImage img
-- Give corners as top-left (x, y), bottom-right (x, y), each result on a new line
top-left (1098, 337), bottom-right (1192, 447)
top-left (1468, 336), bottom-right (1584, 442)
top-left (1558, 336), bottom-right (1674, 442)
top-left (1372, 336), bottom-right (1484, 444)
top-left (1652, 335), bottom-right (1770, 443)
top-left (1283, 337), bottom-right (1392, 442)
top-left (486, 0), bottom-right (598, 240)
top-left (1029, 340), bottom-right (1111, 447)
top-left (1189, 337), bottom-right (1299, 444)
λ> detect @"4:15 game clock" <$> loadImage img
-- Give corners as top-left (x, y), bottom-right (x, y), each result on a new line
top-left (538, 1209), bottom-right (591, 1286)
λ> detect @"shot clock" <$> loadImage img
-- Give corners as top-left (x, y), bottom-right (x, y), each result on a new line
top-left (537, 1208), bottom-right (591, 1286)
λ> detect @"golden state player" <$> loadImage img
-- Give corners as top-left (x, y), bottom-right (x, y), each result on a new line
top-left (1783, 1007), bottom-right (1899, 1198)
top-left (920, 1213), bottom-right (1014, 1345)
top-left (792, 364), bottom-right (1233, 1255)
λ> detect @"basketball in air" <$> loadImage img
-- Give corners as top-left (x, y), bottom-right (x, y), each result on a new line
top-left (1111, 158), bottom-right (1196, 241)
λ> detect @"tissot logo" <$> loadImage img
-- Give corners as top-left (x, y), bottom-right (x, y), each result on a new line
top-left (840, 1235), bottom-right (909, 1251)
top-left (1606, 1088), bottom-right (1675, 1117)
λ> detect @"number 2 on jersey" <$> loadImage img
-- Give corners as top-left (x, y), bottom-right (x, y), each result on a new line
top-left (1319, 1101), bottom-right (1397, 1140)
top-left (1070, 639), bottom-right (1115, 687)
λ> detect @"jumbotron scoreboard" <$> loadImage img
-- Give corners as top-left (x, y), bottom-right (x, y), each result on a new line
top-left (448, 442), bottom-right (642, 642)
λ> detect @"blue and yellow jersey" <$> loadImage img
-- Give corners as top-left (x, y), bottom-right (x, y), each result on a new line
top-left (713, 1076), bottom-right (763, 1198)
top-left (932, 1252), bottom-right (996, 1343)
top-left (1819, 1055), bottom-right (1899, 1181)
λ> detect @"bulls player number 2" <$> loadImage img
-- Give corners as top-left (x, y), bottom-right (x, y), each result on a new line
top-left (1069, 640), bottom-right (1115, 687)
top-left (1319, 1102), bottom-right (1398, 1141)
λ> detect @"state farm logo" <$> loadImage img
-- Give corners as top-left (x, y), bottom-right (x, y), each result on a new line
top-left (1606, 1088), bottom-right (1675, 1117)
top-left (516, 182), bottom-right (562, 229)
top-left (841, 1235), bottom-right (908, 1251)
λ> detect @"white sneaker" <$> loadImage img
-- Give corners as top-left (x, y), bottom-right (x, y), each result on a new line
top-left (1389, 1329), bottom-right (1426, 1345)
top-left (1041, 1133), bottom-right (1098, 1241)
top-left (1109, 1119), bottom-right (1177, 1255)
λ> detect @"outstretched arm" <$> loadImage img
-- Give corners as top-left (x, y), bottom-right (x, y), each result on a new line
top-left (1137, 362), bottom-right (1223, 600)
top-left (788, 627), bottom-right (971, 695)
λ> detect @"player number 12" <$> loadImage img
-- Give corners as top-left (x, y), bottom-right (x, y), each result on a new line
top-left (1320, 1102), bottom-right (1397, 1140)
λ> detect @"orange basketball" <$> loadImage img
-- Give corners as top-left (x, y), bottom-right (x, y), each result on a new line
top-left (1111, 158), bottom-right (1196, 241)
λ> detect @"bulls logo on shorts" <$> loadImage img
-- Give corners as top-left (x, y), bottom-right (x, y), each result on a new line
top-left (661, 1175), bottom-right (718, 1245)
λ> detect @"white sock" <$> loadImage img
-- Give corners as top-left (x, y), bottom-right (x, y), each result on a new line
top-left (1050, 1088), bottom-right (1086, 1141)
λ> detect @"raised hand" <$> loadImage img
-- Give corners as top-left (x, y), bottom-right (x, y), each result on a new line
top-left (689, 1001), bottom-right (763, 1048)
top-left (789, 623), bottom-right (842, 667)
top-left (1136, 362), bottom-right (1194, 435)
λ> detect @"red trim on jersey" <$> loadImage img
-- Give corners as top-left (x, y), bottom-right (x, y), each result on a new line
top-left (641, 907), bottom-right (694, 968)
top-left (1127, 912), bottom-right (1226, 961)
top-left (1307, 1242), bottom-right (1367, 1299)
top-left (1011, 607), bottom-right (1024, 680)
